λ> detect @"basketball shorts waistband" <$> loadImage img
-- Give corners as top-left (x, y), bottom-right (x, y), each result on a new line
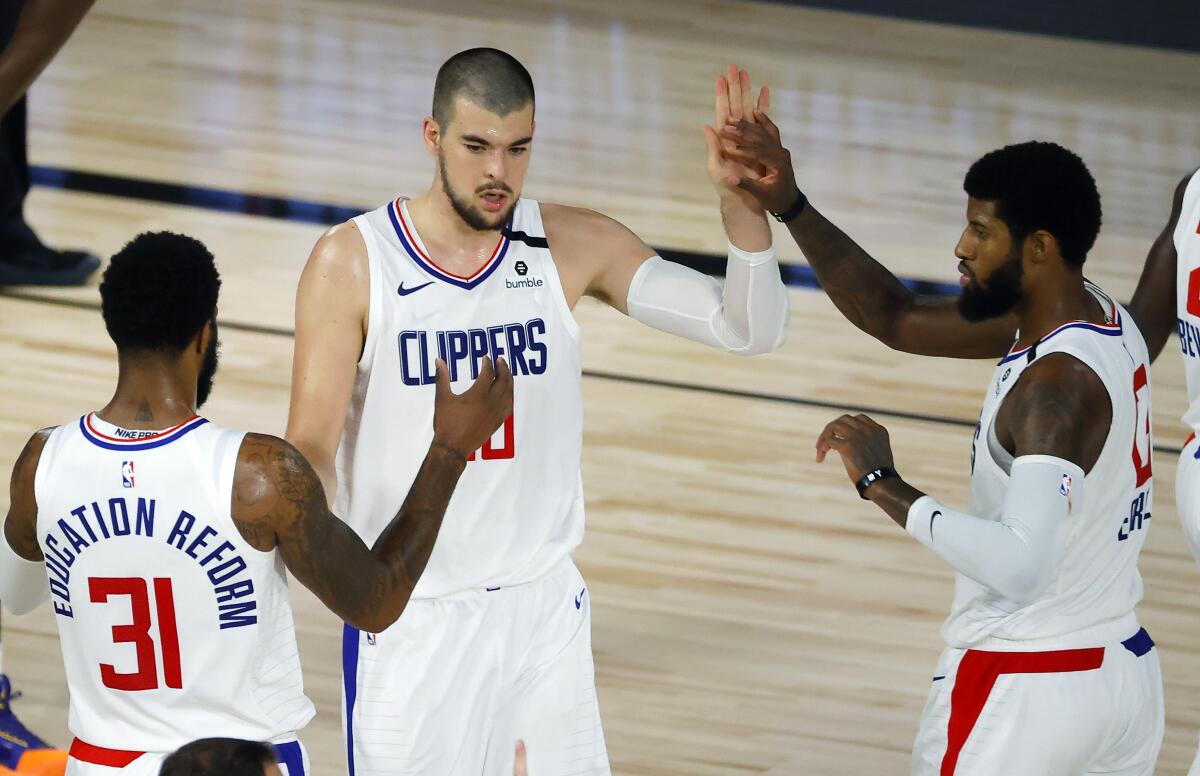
top-left (69, 737), bottom-right (305, 771)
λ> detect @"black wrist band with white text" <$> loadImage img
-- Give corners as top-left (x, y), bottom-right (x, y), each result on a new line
top-left (856, 466), bottom-right (898, 499)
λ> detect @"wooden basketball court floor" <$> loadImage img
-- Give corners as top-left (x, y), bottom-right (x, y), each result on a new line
top-left (1, 0), bottom-right (1198, 772)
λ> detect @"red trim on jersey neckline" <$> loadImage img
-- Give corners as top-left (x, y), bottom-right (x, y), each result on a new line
top-left (79, 413), bottom-right (209, 451)
top-left (940, 645), bottom-right (1105, 775)
top-left (69, 738), bottom-right (145, 767)
top-left (84, 413), bottom-right (203, 443)
top-left (389, 198), bottom-right (510, 289)
top-left (999, 289), bottom-right (1121, 365)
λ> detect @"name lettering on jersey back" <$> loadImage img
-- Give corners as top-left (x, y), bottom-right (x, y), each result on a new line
top-left (41, 497), bottom-right (258, 629)
top-left (398, 318), bottom-right (548, 386)
top-left (1177, 318), bottom-right (1200, 360)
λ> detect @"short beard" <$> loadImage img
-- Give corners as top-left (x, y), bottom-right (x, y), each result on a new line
top-left (438, 152), bottom-right (516, 231)
top-left (196, 323), bottom-right (219, 408)
top-left (958, 249), bottom-right (1024, 322)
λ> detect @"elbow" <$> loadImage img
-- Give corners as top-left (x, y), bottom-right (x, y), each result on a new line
top-left (348, 599), bottom-right (409, 634)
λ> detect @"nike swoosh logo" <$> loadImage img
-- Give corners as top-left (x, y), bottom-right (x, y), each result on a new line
top-left (930, 510), bottom-right (941, 540)
top-left (575, 587), bottom-right (587, 610)
top-left (397, 281), bottom-right (434, 296)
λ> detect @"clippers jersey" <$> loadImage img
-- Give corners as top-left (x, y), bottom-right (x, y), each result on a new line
top-left (336, 198), bottom-right (583, 598)
top-left (953, 282), bottom-right (1153, 649)
top-left (34, 415), bottom-right (314, 751)
top-left (1174, 169), bottom-right (1200, 433)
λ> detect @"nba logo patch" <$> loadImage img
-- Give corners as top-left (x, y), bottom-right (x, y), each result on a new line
top-left (121, 461), bottom-right (135, 489)
top-left (366, 633), bottom-right (377, 646)
top-left (1059, 472), bottom-right (1072, 497)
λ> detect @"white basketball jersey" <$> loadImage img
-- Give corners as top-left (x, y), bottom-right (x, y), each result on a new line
top-left (34, 414), bottom-right (314, 751)
top-left (1174, 169), bottom-right (1200, 434)
top-left (951, 282), bottom-right (1153, 648)
top-left (336, 198), bottom-right (584, 598)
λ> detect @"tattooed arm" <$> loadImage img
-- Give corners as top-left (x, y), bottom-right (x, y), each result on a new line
top-left (719, 116), bottom-right (1017, 359)
top-left (816, 354), bottom-right (1106, 604)
top-left (1126, 169), bottom-right (1196, 361)
top-left (233, 358), bottom-right (513, 632)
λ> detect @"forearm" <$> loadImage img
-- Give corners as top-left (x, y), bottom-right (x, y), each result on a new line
top-left (368, 442), bottom-right (467, 622)
top-left (0, 0), bottom-right (96, 113)
top-left (785, 204), bottom-right (915, 342)
top-left (884, 456), bottom-right (1079, 604)
top-left (719, 192), bottom-right (771, 253)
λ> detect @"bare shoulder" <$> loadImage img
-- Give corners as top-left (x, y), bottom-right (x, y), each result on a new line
top-left (999, 353), bottom-right (1110, 466)
top-left (232, 433), bottom-right (327, 550)
top-left (6, 428), bottom-right (55, 560)
top-left (300, 220), bottom-right (370, 291)
top-left (539, 203), bottom-right (650, 259)
top-left (10, 427), bottom-right (54, 492)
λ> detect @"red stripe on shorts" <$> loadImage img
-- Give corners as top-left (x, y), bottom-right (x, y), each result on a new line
top-left (69, 738), bottom-right (145, 767)
top-left (941, 646), bottom-right (1104, 775)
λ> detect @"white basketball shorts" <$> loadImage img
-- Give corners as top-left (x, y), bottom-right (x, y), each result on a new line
top-left (341, 557), bottom-right (609, 776)
top-left (911, 627), bottom-right (1162, 775)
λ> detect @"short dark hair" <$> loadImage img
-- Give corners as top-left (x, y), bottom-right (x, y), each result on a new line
top-left (963, 141), bottom-right (1101, 266)
top-left (99, 231), bottom-right (220, 354)
top-left (431, 48), bottom-right (535, 126)
top-left (159, 738), bottom-right (275, 776)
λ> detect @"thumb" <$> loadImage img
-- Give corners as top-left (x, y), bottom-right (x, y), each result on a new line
top-left (701, 124), bottom-right (722, 164)
top-left (735, 175), bottom-right (771, 200)
top-left (434, 358), bottom-right (451, 401)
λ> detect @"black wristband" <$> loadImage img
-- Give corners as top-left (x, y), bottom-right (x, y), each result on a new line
top-left (770, 188), bottom-right (807, 223)
top-left (855, 466), bottom-right (897, 499)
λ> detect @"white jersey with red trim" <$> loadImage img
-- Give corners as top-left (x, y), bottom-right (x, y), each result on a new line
top-left (1174, 169), bottom-right (1200, 434)
top-left (952, 281), bottom-right (1153, 649)
top-left (34, 414), bottom-right (314, 751)
top-left (336, 197), bottom-right (583, 598)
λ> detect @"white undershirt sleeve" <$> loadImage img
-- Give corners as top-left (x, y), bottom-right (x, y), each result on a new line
top-left (0, 528), bottom-right (48, 615)
top-left (904, 455), bottom-right (1084, 605)
top-left (625, 242), bottom-right (789, 355)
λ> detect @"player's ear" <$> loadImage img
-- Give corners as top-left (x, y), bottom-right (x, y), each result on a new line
top-left (196, 318), bottom-right (214, 355)
top-left (422, 116), bottom-right (440, 156)
top-left (1028, 230), bottom-right (1057, 266)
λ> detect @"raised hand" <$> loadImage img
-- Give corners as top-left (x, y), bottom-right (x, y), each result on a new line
top-left (702, 64), bottom-right (770, 196)
top-left (718, 113), bottom-right (799, 214)
top-left (815, 414), bottom-right (896, 487)
top-left (433, 357), bottom-right (514, 460)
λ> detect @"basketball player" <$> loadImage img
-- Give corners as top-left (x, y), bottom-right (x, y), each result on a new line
top-left (0, 231), bottom-right (513, 775)
top-left (724, 114), bottom-right (1163, 773)
top-left (1122, 166), bottom-right (1200, 773)
top-left (285, 51), bottom-right (789, 775)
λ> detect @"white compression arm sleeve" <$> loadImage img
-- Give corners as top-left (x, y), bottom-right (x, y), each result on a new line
top-left (625, 243), bottom-right (789, 355)
top-left (905, 455), bottom-right (1084, 605)
top-left (0, 528), bottom-right (47, 615)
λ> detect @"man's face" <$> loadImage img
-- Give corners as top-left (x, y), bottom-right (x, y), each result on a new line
top-left (954, 198), bottom-right (1025, 322)
top-left (432, 96), bottom-right (533, 231)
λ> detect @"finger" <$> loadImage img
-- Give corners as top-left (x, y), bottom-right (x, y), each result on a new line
top-left (494, 357), bottom-right (514, 410)
top-left (434, 358), bottom-right (452, 400)
top-left (701, 124), bottom-right (723, 165)
top-left (726, 64), bottom-right (744, 122)
top-left (739, 68), bottom-right (754, 121)
top-left (714, 75), bottom-right (730, 128)
top-left (756, 85), bottom-right (770, 115)
top-left (753, 110), bottom-right (781, 143)
top-left (719, 120), bottom-right (768, 146)
top-left (721, 145), bottom-right (767, 166)
top-left (514, 740), bottom-right (527, 776)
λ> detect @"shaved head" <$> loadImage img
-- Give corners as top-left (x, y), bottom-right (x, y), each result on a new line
top-left (432, 48), bottom-right (535, 126)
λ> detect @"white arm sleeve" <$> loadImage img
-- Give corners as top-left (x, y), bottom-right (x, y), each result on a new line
top-left (904, 455), bottom-right (1083, 605)
top-left (0, 528), bottom-right (47, 615)
top-left (625, 242), bottom-right (789, 355)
